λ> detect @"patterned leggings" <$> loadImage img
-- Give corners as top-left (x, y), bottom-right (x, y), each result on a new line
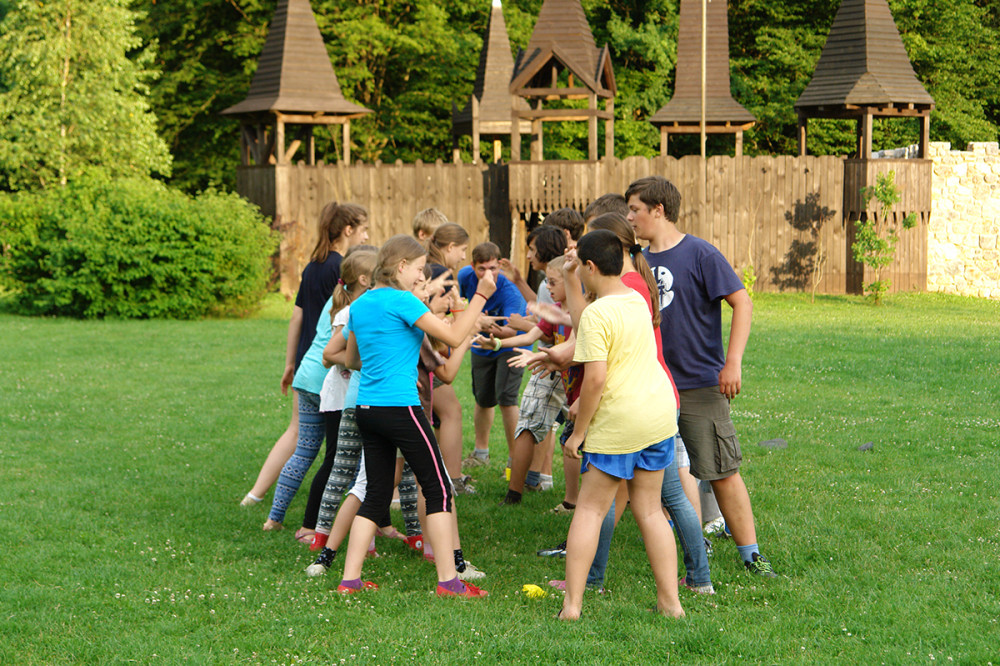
top-left (269, 389), bottom-right (324, 523)
top-left (314, 408), bottom-right (420, 536)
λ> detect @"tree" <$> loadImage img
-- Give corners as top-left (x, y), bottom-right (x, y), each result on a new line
top-left (0, 0), bottom-right (171, 191)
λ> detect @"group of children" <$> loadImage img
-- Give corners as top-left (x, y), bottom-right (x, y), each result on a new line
top-left (240, 176), bottom-right (778, 618)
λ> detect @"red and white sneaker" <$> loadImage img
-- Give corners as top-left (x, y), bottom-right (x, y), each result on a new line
top-left (436, 581), bottom-right (488, 598)
top-left (403, 534), bottom-right (424, 552)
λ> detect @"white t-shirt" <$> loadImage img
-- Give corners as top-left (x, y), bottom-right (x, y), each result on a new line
top-left (319, 306), bottom-right (352, 412)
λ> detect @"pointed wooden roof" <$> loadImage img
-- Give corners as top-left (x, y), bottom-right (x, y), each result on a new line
top-left (509, 0), bottom-right (615, 97)
top-left (222, 0), bottom-right (370, 117)
top-left (453, 0), bottom-right (529, 136)
top-left (650, 0), bottom-right (754, 127)
top-left (795, 0), bottom-right (934, 113)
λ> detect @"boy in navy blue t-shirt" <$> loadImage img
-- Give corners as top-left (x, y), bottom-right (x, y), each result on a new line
top-left (628, 176), bottom-right (777, 578)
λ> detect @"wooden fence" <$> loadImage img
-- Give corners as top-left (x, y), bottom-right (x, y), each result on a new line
top-left (237, 155), bottom-right (932, 297)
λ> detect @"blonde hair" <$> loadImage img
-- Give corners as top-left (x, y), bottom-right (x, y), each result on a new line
top-left (426, 222), bottom-right (470, 269)
top-left (588, 213), bottom-right (660, 328)
top-left (372, 235), bottom-right (427, 289)
top-left (312, 202), bottom-right (367, 263)
top-left (411, 208), bottom-right (448, 238)
top-left (330, 250), bottom-right (377, 321)
top-left (546, 255), bottom-right (566, 273)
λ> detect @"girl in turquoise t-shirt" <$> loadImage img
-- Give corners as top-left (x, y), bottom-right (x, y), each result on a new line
top-left (335, 235), bottom-right (495, 598)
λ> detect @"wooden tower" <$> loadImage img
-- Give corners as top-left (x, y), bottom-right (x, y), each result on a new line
top-left (649, 0), bottom-right (755, 156)
top-left (452, 0), bottom-right (531, 164)
top-left (794, 0), bottom-right (934, 158)
top-left (508, 0), bottom-right (616, 162)
top-left (221, 0), bottom-right (371, 165)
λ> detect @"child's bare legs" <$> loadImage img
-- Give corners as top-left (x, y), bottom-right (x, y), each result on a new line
top-left (423, 511), bottom-right (459, 581)
top-left (561, 466), bottom-right (619, 620)
top-left (710, 472), bottom-right (757, 547)
top-left (677, 465), bottom-right (702, 523)
top-left (627, 468), bottom-right (684, 618)
top-left (533, 429), bottom-right (555, 477)
top-left (507, 430), bottom-right (537, 494)
top-left (472, 404), bottom-right (493, 455)
top-left (328, 495), bottom-right (362, 552)
top-left (562, 449), bottom-right (581, 505)
top-left (433, 384), bottom-right (463, 476)
top-left (341, 515), bottom-right (380, 580)
top-left (247, 392), bottom-right (299, 499)
top-left (499, 404), bottom-right (519, 460)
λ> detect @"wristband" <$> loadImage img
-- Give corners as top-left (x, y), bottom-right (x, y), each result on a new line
top-left (493, 337), bottom-right (503, 351)
top-left (474, 291), bottom-right (488, 301)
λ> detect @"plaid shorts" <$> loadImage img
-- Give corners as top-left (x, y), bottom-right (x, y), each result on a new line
top-left (514, 370), bottom-right (566, 443)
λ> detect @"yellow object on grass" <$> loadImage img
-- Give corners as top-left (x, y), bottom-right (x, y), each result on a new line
top-left (522, 584), bottom-right (547, 599)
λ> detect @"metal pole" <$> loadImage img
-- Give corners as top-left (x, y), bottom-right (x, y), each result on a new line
top-left (701, 0), bottom-right (707, 159)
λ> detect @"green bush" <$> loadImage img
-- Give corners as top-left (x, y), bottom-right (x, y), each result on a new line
top-left (0, 178), bottom-right (277, 318)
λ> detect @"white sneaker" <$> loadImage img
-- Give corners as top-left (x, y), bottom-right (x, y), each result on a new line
top-left (305, 563), bottom-right (328, 577)
top-left (458, 561), bottom-right (486, 581)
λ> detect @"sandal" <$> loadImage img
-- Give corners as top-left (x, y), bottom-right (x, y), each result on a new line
top-left (294, 528), bottom-right (315, 544)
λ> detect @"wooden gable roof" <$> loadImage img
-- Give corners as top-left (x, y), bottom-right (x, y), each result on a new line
top-left (509, 0), bottom-right (614, 97)
top-left (222, 0), bottom-right (370, 117)
top-left (454, 0), bottom-right (529, 135)
top-left (795, 0), bottom-right (934, 113)
top-left (649, 0), bottom-right (754, 127)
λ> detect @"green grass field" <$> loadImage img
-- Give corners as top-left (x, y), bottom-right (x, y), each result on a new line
top-left (2, 293), bottom-right (998, 664)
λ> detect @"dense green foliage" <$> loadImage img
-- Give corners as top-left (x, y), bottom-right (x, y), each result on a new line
top-left (0, 0), bottom-right (171, 191)
top-left (0, 178), bottom-right (277, 318)
top-left (132, 0), bottom-right (1000, 192)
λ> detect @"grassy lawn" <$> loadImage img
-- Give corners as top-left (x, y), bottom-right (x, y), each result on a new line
top-left (1, 292), bottom-right (998, 664)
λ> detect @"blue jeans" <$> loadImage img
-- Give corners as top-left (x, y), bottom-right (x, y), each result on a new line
top-left (660, 442), bottom-right (711, 587)
top-left (586, 440), bottom-right (711, 587)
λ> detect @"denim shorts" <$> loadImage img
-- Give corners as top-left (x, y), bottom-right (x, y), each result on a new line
top-left (582, 436), bottom-right (675, 480)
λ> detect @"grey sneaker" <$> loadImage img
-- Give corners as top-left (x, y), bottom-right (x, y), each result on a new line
top-left (462, 453), bottom-right (489, 469)
top-left (744, 552), bottom-right (778, 578)
top-left (679, 576), bottom-right (716, 595)
top-left (452, 476), bottom-right (477, 495)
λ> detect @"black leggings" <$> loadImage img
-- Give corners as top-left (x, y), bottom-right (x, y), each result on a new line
top-left (355, 405), bottom-right (453, 523)
top-left (301, 410), bottom-right (342, 530)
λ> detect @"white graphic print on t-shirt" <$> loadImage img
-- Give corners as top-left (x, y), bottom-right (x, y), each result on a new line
top-left (653, 265), bottom-right (675, 311)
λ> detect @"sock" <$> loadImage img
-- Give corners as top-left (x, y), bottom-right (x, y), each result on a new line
top-left (245, 492), bottom-right (262, 502)
top-left (472, 448), bottom-right (489, 461)
top-left (368, 537), bottom-right (377, 553)
top-left (423, 540), bottom-right (435, 559)
top-left (737, 543), bottom-right (760, 563)
top-left (437, 577), bottom-right (466, 593)
top-left (454, 548), bottom-right (466, 573)
top-left (540, 474), bottom-right (553, 485)
top-left (339, 577), bottom-right (361, 590)
top-left (561, 501), bottom-right (576, 510)
top-left (314, 547), bottom-right (336, 568)
top-left (525, 470), bottom-right (541, 487)
top-left (504, 489), bottom-right (523, 504)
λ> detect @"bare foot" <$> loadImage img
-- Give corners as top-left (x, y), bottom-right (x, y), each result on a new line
top-left (262, 519), bottom-right (284, 531)
top-left (655, 603), bottom-right (686, 619)
top-left (557, 606), bottom-right (581, 621)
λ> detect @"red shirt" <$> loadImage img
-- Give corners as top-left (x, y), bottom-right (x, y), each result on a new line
top-left (622, 271), bottom-right (680, 410)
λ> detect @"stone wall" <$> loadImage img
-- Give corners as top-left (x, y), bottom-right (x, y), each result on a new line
top-left (927, 142), bottom-right (1000, 299)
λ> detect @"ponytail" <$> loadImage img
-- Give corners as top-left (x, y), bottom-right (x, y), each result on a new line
top-left (588, 212), bottom-right (661, 328)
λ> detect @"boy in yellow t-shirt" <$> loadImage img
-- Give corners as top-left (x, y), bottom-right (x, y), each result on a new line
top-left (558, 229), bottom-right (683, 622)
